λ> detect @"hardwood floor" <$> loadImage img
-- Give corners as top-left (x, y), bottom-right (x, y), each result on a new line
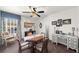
top-left (0, 40), bottom-right (76, 53)
top-left (48, 41), bottom-right (76, 53)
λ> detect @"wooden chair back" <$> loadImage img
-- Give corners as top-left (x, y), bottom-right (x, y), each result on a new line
top-left (35, 38), bottom-right (49, 53)
top-left (16, 39), bottom-right (22, 52)
top-left (41, 38), bottom-right (49, 53)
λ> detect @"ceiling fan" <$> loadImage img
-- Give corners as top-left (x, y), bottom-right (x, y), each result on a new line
top-left (22, 6), bottom-right (44, 17)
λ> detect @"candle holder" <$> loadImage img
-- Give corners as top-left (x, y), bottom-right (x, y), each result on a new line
top-left (72, 27), bottom-right (75, 36)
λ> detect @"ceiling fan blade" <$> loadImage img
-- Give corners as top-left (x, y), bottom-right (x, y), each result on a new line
top-left (33, 8), bottom-right (36, 12)
top-left (37, 11), bottom-right (44, 13)
top-left (35, 13), bottom-right (40, 17)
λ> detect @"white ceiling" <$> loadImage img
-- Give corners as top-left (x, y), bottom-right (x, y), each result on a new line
top-left (0, 6), bottom-right (77, 18)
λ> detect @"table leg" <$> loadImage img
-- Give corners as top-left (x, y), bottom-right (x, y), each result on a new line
top-left (31, 42), bottom-right (35, 53)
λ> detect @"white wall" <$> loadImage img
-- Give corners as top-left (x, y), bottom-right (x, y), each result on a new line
top-left (35, 7), bottom-right (79, 40)
top-left (21, 16), bottom-right (38, 38)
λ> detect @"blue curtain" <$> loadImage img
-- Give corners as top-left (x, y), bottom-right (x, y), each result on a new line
top-left (0, 11), bottom-right (21, 38)
top-left (1, 11), bottom-right (21, 20)
top-left (0, 11), bottom-right (2, 32)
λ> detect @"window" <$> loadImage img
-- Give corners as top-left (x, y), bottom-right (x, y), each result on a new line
top-left (2, 17), bottom-right (18, 35)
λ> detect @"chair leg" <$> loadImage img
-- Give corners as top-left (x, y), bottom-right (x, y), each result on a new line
top-left (18, 47), bottom-right (22, 53)
top-left (18, 49), bottom-right (22, 53)
top-left (41, 48), bottom-right (47, 53)
top-left (31, 45), bottom-right (35, 53)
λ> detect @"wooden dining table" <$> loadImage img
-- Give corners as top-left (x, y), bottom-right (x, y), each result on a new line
top-left (24, 34), bottom-right (45, 52)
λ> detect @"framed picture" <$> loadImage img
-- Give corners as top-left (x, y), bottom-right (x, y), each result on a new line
top-left (52, 21), bottom-right (57, 25)
top-left (63, 19), bottom-right (71, 24)
top-left (56, 19), bottom-right (62, 27)
top-left (24, 22), bottom-right (33, 28)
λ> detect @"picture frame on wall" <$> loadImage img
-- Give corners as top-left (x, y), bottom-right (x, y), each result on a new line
top-left (63, 19), bottom-right (71, 24)
top-left (24, 22), bottom-right (33, 28)
top-left (52, 21), bottom-right (57, 25)
top-left (56, 19), bottom-right (62, 27)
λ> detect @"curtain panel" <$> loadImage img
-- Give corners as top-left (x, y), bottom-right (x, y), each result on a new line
top-left (0, 11), bottom-right (21, 38)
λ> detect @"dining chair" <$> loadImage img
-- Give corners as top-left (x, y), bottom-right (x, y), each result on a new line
top-left (35, 37), bottom-right (49, 53)
top-left (17, 39), bottom-right (32, 53)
